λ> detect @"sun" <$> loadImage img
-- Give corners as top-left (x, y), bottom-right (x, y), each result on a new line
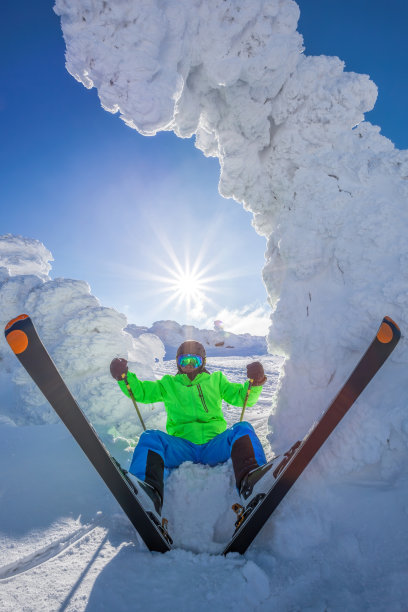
top-left (127, 225), bottom-right (247, 322)
top-left (142, 238), bottom-right (227, 319)
top-left (173, 271), bottom-right (204, 300)
top-left (161, 261), bottom-right (214, 316)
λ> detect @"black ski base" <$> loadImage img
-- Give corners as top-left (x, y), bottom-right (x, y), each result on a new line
top-left (223, 316), bottom-right (401, 555)
top-left (5, 314), bottom-right (172, 553)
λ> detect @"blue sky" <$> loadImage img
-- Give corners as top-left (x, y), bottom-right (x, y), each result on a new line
top-left (1, 1), bottom-right (407, 333)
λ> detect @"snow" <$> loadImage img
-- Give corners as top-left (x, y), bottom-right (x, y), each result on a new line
top-left (53, 0), bottom-right (408, 462)
top-left (0, 235), bottom-right (163, 438)
top-left (1, 0), bottom-right (408, 608)
top-left (0, 234), bottom-right (53, 281)
top-left (1, 353), bottom-right (407, 610)
top-left (0, 335), bottom-right (281, 609)
top-left (126, 319), bottom-right (267, 359)
top-left (0, 239), bottom-right (407, 609)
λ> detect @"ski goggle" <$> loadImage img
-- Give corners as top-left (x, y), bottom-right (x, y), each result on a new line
top-left (177, 354), bottom-right (203, 369)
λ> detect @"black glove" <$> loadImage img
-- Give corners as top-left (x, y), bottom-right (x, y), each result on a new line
top-left (110, 357), bottom-right (128, 381)
top-left (246, 362), bottom-right (267, 386)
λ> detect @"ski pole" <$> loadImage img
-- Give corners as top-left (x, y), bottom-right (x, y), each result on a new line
top-left (121, 373), bottom-right (147, 431)
top-left (239, 379), bottom-right (253, 422)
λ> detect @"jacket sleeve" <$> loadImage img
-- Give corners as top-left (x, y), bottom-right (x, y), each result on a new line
top-left (218, 372), bottom-right (262, 407)
top-left (117, 371), bottom-right (165, 404)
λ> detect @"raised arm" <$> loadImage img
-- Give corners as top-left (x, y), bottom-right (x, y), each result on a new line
top-left (219, 362), bottom-right (266, 407)
top-left (110, 358), bottom-right (165, 404)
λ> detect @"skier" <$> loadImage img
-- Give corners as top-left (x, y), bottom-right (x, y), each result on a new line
top-left (110, 340), bottom-right (270, 520)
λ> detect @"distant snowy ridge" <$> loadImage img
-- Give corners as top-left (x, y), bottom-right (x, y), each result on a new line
top-left (126, 319), bottom-right (267, 359)
top-left (0, 234), bottom-right (163, 438)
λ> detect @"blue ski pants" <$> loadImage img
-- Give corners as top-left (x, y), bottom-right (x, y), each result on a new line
top-left (128, 421), bottom-right (266, 498)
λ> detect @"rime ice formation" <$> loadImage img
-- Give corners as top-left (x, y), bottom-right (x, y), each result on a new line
top-left (0, 235), bottom-right (164, 437)
top-left (0, 234), bottom-right (53, 281)
top-left (54, 0), bottom-right (407, 471)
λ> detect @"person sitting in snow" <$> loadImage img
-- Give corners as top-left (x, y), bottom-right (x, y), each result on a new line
top-left (110, 340), bottom-right (270, 521)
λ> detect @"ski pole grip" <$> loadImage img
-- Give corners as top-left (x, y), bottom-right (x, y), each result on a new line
top-left (239, 380), bottom-right (253, 422)
top-left (121, 373), bottom-right (147, 431)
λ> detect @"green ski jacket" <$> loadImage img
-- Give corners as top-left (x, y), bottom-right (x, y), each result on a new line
top-left (118, 371), bottom-right (263, 445)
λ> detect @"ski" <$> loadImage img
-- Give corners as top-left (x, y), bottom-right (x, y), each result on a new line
top-left (223, 316), bottom-right (401, 555)
top-left (4, 314), bottom-right (172, 553)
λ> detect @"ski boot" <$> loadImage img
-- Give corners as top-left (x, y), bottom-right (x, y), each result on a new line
top-left (231, 459), bottom-right (277, 530)
top-left (127, 474), bottom-right (163, 522)
top-left (126, 473), bottom-right (173, 545)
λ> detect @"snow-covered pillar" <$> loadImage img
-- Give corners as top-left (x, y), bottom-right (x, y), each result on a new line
top-left (55, 0), bottom-right (408, 472)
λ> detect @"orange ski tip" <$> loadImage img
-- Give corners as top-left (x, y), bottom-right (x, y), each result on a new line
top-left (5, 314), bottom-right (29, 331)
top-left (377, 317), bottom-right (398, 344)
top-left (384, 316), bottom-right (400, 331)
top-left (6, 329), bottom-right (29, 354)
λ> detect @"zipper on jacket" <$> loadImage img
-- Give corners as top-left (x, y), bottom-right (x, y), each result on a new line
top-left (196, 384), bottom-right (209, 413)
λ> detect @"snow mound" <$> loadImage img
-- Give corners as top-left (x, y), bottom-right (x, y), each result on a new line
top-left (126, 319), bottom-right (267, 359)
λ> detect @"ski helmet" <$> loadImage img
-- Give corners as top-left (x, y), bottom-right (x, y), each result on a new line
top-left (176, 340), bottom-right (206, 374)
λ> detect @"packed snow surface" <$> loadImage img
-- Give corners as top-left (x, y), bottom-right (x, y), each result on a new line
top-left (1, 356), bottom-right (407, 611)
